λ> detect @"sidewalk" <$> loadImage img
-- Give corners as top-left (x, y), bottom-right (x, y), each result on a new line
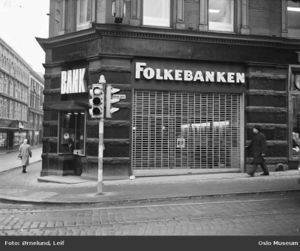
top-left (0, 146), bottom-right (42, 173)
top-left (0, 161), bottom-right (299, 205)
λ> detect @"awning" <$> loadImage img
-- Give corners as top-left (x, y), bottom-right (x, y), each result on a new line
top-left (44, 100), bottom-right (89, 111)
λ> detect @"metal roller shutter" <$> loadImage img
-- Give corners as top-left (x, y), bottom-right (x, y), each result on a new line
top-left (132, 90), bottom-right (242, 170)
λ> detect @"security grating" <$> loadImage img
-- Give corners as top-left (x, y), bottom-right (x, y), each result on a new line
top-left (132, 90), bottom-right (242, 170)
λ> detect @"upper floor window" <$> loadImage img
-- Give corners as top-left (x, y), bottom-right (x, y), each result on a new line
top-left (208, 0), bottom-right (234, 32)
top-left (143, 0), bottom-right (170, 27)
top-left (287, 0), bottom-right (300, 37)
top-left (76, 0), bottom-right (93, 30)
top-left (55, 0), bottom-right (65, 34)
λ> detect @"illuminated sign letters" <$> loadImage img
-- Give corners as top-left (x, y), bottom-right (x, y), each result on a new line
top-left (61, 68), bottom-right (87, 94)
top-left (135, 62), bottom-right (245, 84)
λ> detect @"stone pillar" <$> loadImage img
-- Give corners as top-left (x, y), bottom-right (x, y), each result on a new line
top-left (96, 0), bottom-right (107, 24)
top-left (199, 0), bottom-right (208, 31)
top-left (240, 0), bottom-right (250, 34)
top-left (175, 0), bottom-right (185, 29)
top-left (130, 0), bottom-right (141, 26)
top-left (281, 0), bottom-right (288, 37)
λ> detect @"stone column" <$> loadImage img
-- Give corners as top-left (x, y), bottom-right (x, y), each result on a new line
top-left (130, 0), bottom-right (141, 26)
top-left (199, 0), bottom-right (208, 31)
top-left (175, 0), bottom-right (185, 29)
top-left (281, 0), bottom-right (288, 37)
top-left (240, 0), bottom-right (250, 34)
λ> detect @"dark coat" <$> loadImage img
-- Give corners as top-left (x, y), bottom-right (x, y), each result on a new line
top-left (247, 132), bottom-right (267, 164)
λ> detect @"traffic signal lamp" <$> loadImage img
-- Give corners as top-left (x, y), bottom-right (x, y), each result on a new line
top-left (106, 84), bottom-right (121, 118)
top-left (89, 84), bottom-right (104, 118)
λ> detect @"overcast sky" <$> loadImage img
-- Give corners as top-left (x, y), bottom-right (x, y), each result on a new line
top-left (0, 0), bottom-right (49, 74)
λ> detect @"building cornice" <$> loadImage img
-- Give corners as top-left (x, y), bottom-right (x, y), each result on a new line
top-left (37, 23), bottom-right (300, 51)
top-left (36, 28), bottom-right (98, 50)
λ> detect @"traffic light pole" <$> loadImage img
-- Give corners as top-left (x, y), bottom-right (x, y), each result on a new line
top-left (97, 115), bottom-right (104, 194)
top-left (89, 75), bottom-right (121, 194)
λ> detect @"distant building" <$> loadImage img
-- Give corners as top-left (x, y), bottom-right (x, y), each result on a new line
top-left (0, 37), bottom-right (44, 151)
top-left (38, 0), bottom-right (300, 179)
top-left (28, 71), bottom-right (44, 146)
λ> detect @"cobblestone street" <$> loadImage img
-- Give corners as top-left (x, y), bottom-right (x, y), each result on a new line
top-left (0, 192), bottom-right (299, 236)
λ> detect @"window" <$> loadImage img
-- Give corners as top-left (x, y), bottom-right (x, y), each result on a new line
top-left (55, 0), bottom-right (66, 34)
top-left (208, 0), bottom-right (234, 32)
top-left (3, 98), bottom-right (8, 118)
top-left (0, 132), bottom-right (7, 148)
top-left (59, 111), bottom-right (86, 155)
top-left (143, 0), bottom-right (170, 27)
top-left (287, 0), bottom-right (300, 37)
top-left (0, 72), bottom-right (3, 93)
top-left (0, 97), bottom-right (3, 118)
top-left (76, 0), bottom-right (92, 30)
top-left (9, 100), bottom-right (14, 119)
top-left (13, 131), bottom-right (26, 146)
top-left (289, 69), bottom-right (300, 160)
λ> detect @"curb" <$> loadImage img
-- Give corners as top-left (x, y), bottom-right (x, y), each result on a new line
top-left (0, 189), bottom-right (299, 206)
top-left (0, 160), bottom-right (42, 174)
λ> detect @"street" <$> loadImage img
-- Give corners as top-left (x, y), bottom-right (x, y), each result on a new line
top-left (0, 192), bottom-right (299, 236)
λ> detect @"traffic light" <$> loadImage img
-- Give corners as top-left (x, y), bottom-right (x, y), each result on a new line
top-left (106, 84), bottom-right (121, 118)
top-left (89, 84), bottom-right (104, 119)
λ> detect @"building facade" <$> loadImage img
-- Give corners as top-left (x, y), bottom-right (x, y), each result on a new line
top-left (0, 38), bottom-right (44, 151)
top-left (38, 0), bottom-right (300, 179)
top-left (28, 71), bottom-right (44, 146)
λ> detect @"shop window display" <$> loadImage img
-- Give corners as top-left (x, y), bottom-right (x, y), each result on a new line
top-left (59, 112), bottom-right (85, 155)
top-left (291, 95), bottom-right (300, 158)
top-left (290, 72), bottom-right (300, 159)
top-left (13, 131), bottom-right (26, 146)
top-left (0, 132), bottom-right (7, 148)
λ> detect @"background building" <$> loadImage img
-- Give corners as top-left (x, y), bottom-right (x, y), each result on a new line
top-left (28, 71), bottom-right (44, 146)
top-left (0, 37), bottom-right (44, 151)
top-left (38, 0), bottom-right (300, 179)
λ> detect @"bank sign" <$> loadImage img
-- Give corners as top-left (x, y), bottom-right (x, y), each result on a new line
top-left (135, 62), bottom-right (245, 84)
top-left (61, 68), bottom-right (87, 94)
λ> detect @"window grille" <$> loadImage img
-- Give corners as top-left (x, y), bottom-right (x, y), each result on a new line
top-left (132, 90), bottom-right (242, 170)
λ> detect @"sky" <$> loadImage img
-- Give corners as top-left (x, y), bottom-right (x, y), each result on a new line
top-left (0, 0), bottom-right (50, 74)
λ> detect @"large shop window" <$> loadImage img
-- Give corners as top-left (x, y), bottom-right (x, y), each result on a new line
top-left (13, 132), bottom-right (26, 146)
top-left (0, 132), bottom-right (7, 148)
top-left (59, 112), bottom-right (85, 155)
top-left (208, 0), bottom-right (234, 32)
top-left (287, 0), bottom-right (300, 37)
top-left (143, 0), bottom-right (170, 27)
top-left (132, 91), bottom-right (242, 170)
top-left (290, 71), bottom-right (300, 159)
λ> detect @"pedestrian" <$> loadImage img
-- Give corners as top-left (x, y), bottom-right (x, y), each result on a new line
top-left (18, 138), bottom-right (32, 173)
top-left (246, 125), bottom-right (269, 177)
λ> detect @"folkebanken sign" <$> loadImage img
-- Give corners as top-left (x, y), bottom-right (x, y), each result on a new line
top-left (135, 62), bottom-right (245, 84)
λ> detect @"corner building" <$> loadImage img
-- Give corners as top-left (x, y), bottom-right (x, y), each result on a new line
top-left (38, 0), bottom-right (300, 179)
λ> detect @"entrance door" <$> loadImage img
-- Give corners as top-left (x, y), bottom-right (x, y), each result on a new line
top-left (132, 90), bottom-right (243, 170)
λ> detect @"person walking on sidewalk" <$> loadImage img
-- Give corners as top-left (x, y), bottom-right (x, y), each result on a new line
top-left (18, 139), bottom-right (32, 173)
top-left (246, 125), bottom-right (269, 177)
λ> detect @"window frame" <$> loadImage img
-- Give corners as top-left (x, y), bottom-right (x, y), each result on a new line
top-left (142, 0), bottom-right (172, 28)
top-left (57, 111), bottom-right (86, 155)
top-left (288, 65), bottom-right (300, 161)
top-left (285, 0), bottom-right (300, 38)
top-left (208, 0), bottom-right (235, 33)
top-left (76, 0), bottom-right (93, 31)
top-left (55, 0), bottom-right (66, 35)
